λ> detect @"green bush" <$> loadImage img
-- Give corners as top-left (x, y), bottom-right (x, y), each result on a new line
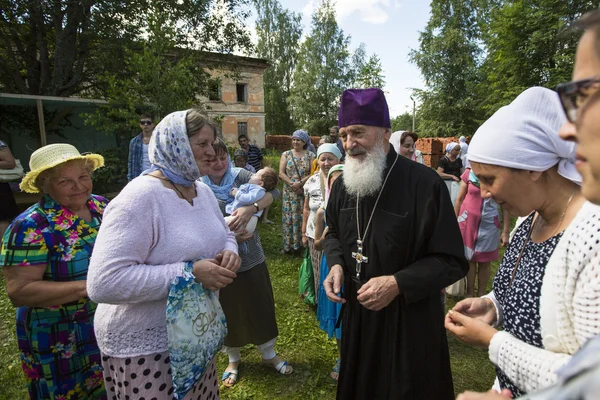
top-left (92, 146), bottom-right (128, 195)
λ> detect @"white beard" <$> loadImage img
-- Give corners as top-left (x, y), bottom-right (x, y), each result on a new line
top-left (343, 141), bottom-right (387, 197)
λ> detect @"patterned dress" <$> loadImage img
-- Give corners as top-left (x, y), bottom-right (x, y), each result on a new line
top-left (281, 150), bottom-right (314, 252)
top-left (0, 194), bottom-right (108, 400)
top-left (493, 213), bottom-right (562, 397)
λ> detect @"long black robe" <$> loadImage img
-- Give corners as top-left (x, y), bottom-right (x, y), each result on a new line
top-left (324, 148), bottom-right (468, 400)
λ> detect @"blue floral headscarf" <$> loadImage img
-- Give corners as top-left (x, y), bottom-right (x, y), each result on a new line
top-left (292, 129), bottom-right (310, 144)
top-left (143, 110), bottom-right (200, 187)
top-left (201, 139), bottom-right (243, 203)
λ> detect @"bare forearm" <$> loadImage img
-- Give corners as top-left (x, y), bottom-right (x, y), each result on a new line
top-left (0, 159), bottom-right (16, 169)
top-left (8, 280), bottom-right (87, 308)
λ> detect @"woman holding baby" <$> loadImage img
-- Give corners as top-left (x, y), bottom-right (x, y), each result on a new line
top-left (202, 139), bottom-right (293, 388)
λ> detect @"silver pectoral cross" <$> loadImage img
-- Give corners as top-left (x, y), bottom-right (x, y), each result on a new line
top-left (351, 239), bottom-right (369, 278)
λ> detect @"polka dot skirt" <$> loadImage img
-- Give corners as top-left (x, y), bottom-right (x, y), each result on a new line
top-left (101, 351), bottom-right (219, 400)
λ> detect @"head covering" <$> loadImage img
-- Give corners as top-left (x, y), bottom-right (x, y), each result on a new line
top-left (459, 136), bottom-right (466, 143)
top-left (201, 138), bottom-right (243, 202)
top-left (233, 148), bottom-right (247, 160)
top-left (338, 88), bottom-right (391, 129)
top-left (468, 87), bottom-right (580, 184)
top-left (468, 169), bottom-right (480, 188)
top-left (389, 131), bottom-right (405, 155)
top-left (316, 143), bottom-right (343, 160)
top-left (446, 142), bottom-right (460, 154)
top-left (322, 164), bottom-right (344, 211)
top-left (20, 143), bottom-right (104, 193)
top-left (143, 110), bottom-right (200, 187)
top-left (292, 129), bottom-right (310, 144)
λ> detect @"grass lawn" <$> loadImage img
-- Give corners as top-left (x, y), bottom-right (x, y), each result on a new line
top-left (0, 152), bottom-right (500, 399)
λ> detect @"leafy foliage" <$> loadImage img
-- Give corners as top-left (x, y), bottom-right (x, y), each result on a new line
top-left (288, 0), bottom-right (353, 136)
top-left (254, 0), bottom-right (303, 135)
top-left (391, 112), bottom-right (414, 132)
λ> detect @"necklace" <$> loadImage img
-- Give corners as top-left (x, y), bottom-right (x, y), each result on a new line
top-left (508, 188), bottom-right (577, 288)
top-left (353, 153), bottom-right (399, 279)
top-left (151, 174), bottom-right (194, 205)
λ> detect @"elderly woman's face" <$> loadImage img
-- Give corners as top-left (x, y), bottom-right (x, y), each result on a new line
top-left (209, 151), bottom-right (229, 181)
top-left (318, 152), bottom-right (339, 176)
top-left (400, 137), bottom-right (415, 158)
top-left (471, 161), bottom-right (537, 217)
top-left (233, 156), bottom-right (246, 168)
top-left (46, 162), bottom-right (93, 211)
top-left (189, 126), bottom-right (216, 175)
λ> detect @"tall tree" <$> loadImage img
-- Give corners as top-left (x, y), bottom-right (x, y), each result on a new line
top-left (288, 0), bottom-right (352, 135)
top-left (354, 54), bottom-right (385, 89)
top-left (0, 0), bottom-right (251, 97)
top-left (254, 0), bottom-right (302, 135)
top-left (391, 112), bottom-right (413, 132)
top-left (409, 0), bottom-right (483, 137)
top-left (479, 0), bottom-right (596, 116)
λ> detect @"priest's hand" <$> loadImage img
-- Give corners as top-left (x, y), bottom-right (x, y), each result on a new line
top-left (356, 276), bottom-right (399, 311)
top-left (444, 310), bottom-right (497, 348)
top-left (324, 264), bottom-right (346, 304)
top-left (457, 389), bottom-right (512, 400)
top-left (452, 297), bottom-right (497, 326)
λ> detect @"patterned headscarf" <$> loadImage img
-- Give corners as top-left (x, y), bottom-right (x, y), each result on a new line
top-left (292, 129), bottom-right (310, 144)
top-left (144, 110), bottom-right (200, 187)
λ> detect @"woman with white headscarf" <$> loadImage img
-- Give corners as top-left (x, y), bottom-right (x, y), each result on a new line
top-left (301, 143), bottom-right (342, 300)
top-left (437, 142), bottom-right (463, 181)
top-left (88, 110), bottom-right (240, 399)
top-left (444, 87), bottom-right (586, 398)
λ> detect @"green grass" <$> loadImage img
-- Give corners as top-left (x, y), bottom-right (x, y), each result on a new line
top-left (0, 153), bottom-right (501, 399)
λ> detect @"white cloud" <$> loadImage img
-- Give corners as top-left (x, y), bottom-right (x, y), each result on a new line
top-left (335, 0), bottom-right (393, 24)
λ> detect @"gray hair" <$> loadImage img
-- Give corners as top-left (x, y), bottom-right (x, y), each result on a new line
top-left (186, 109), bottom-right (218, 138)
top-left (35, 159), bottom-right (94, 194)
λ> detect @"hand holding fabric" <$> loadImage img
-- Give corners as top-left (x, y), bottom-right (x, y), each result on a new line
top-left (234, 230), bottom-right (253, 244)
top-left (192, 258), bottom-right (237, 291)
top-left (452, 297), bottom-right (497, 325)
top-left (356, 276), bottom-right (399, 311)
top-left (229, 206), bottom-right (253, 231)
top-left (324, 264), bottom-right (345, 304)
top-left (445, 310), bottom-right (497, 348)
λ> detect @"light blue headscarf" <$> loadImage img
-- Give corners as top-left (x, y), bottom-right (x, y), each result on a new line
top-left (201, 139), bottom-right (243, 203)
top-left (317, 143), bottom-right (343, 160)
top-left (143, 110), bottom-right (200, 187)
top-left (292, 129), bottom-right (310, 145)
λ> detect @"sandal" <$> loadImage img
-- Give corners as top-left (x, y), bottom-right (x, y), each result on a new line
top-left (330, 358), bottom-right (341, 381)
top-left (262, 356), bottom-right (293, 375)
top-left (221, 369), bottom-right (239, 388)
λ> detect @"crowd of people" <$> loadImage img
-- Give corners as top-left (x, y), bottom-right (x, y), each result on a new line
top-left (1, 7), bottom-right (600, 400)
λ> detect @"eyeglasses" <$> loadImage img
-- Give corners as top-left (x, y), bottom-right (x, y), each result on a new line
top-left (140, 120), bottom-right (153, 126)
top-left (555, 76), bottom-right (600, 123)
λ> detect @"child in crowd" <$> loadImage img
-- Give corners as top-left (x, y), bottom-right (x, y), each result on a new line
top-left (225, 167), bottom-right (278, 240)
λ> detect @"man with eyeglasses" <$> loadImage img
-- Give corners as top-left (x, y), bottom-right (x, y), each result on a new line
top-left (127, 113), bottom-right (156, 181)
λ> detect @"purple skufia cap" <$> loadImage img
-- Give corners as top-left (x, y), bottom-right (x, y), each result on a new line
top-left (338, 88), bottom-right (391, 129)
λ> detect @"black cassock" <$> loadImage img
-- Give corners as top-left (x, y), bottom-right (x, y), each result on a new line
top-left (324, 148), bottom-right (468, 400)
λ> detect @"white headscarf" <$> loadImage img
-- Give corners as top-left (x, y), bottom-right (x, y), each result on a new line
top-left (446, 142), bottom-right (460, 154)
top-left (389, 130), bottom-right (406, 154)
top-left (468, 87), bottom-right (581, 185)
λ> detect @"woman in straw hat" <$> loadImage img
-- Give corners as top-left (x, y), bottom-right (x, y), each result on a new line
top-left (87, 109), bottom-right (240, 400)
top-left (0, 143), bottom-right (108, 399)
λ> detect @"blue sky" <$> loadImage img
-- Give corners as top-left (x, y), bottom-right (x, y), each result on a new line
top-left (244, 0), bottom-right (431, 118)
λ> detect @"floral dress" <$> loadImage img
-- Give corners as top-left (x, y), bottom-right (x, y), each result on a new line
top-left (281, 150), bottom-right (314, 252)
top-left (0, 194), bottom-right (108, 400)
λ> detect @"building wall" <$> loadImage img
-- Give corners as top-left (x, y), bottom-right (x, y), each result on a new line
top-left (204, 66), bottom-right (267, 148)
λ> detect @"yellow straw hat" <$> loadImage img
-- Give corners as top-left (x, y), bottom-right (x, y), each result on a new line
top-left (20, 143), bottom-right (104, 193)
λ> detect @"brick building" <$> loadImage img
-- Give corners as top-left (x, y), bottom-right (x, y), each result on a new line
top-left (200, 53), bottom-right (269, 148)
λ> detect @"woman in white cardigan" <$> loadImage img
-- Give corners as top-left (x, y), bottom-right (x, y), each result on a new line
top-left (443, 87), bottom-right (598, 397)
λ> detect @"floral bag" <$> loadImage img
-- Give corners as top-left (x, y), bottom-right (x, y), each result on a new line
top-left (166, 263), bottom-right (227, 400)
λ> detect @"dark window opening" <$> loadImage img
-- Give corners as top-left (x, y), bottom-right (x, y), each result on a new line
top-left (208, 80), bottom-right (220, 101)
top-left (236, 83), bottom-right (247, 102)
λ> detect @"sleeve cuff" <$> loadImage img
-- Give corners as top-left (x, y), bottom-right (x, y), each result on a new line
top-left (481, 290), bottom-right (503, 327)
top-left (489, 330), bottom-right (512, 365)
